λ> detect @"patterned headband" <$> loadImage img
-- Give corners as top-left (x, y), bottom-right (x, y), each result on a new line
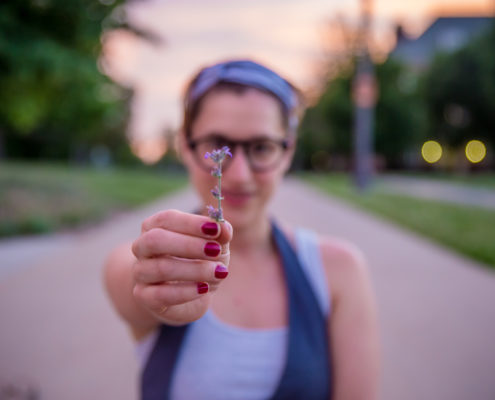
top-left (187, 60), bottom-right (299, 118)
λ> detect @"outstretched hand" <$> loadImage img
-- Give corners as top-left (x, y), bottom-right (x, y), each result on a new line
top-left (131, 209), bottom-right (233, 325)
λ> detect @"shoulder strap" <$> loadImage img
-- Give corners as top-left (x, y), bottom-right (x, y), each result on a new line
top-left (269, 221), bottom-right (331, 400)
top-left (294, 228), bottom-right (331, 317)
top-left (141, 324), bottom-right (188, 400)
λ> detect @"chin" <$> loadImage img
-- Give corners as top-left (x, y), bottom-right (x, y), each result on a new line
top-left (223, 205), bottom-right (262, 231)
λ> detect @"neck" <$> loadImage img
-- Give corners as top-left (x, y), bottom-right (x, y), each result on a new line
top-left (230, 213), bottom-right (272, 254)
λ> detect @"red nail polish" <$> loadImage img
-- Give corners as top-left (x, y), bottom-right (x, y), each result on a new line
top-left (197, 282), bottom-right (209, 294)
top-left (204, 242), bottom-right (221, 257)
top-left (201, 222), bottom-right (218, 236)
top-left (215, 265), bottom-right (228, 279)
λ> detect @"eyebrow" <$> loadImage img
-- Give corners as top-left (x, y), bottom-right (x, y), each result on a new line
top-left (200, 132), bottom-right (280, 142)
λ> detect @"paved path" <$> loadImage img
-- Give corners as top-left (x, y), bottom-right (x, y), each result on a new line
top-left (377, 175), bottom-right (495, 209)
top-left (1, 178), bottom-right (495, 399)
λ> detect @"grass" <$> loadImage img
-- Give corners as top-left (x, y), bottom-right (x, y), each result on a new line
top-left (302, 173), bottom-right (495, 269)
top-left (0, 161), bottom-right (187, 237)
top-left (389, 171), bottom-right (495, 189)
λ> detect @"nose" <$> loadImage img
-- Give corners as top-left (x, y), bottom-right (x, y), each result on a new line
top-left (224, 144), bottom-right (252, 179)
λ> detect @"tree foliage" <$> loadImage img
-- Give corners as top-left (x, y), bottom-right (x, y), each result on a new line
top-left (298, 58), bottom-right (426, 170)
top-left (298, 22), bottom-right (495, 171)
top-left (0, 0), bottom-right (138, 161)
top-left (422, 23), bottom-right (495, 149)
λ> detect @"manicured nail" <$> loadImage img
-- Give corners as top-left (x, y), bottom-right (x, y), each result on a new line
top-left (197, 282), bottom-right (209, 294)
top-left (204, 242), bottom-right (221, 257)
top-left (201, 222), bottom-right (219, 236)
top-left (215, 265), bottom-right (228, 279)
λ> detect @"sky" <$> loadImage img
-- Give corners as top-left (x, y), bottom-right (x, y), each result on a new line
top-left (101, 0), bottom-right (494, 160)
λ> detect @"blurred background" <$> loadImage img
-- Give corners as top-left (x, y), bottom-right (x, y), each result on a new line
top-left (1, 0), bottom-right (495, 399)
top-left (1, 0), bottom-right (494, 242)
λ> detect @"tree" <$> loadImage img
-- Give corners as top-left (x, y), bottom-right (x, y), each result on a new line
top-left (422, 23), bottom-right (495, 150)
top-left (297, 58), bottom-right (426, 170)
top-left (0, 0), bottom-right (156, 161)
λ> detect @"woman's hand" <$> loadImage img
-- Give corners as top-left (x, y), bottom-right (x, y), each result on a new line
top-left (131, 209), bottom-right (233, 326)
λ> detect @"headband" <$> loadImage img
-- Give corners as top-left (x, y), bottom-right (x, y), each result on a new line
top-left (188, 60), bottom-right (299, 114)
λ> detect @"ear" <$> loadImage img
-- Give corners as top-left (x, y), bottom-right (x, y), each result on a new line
top-left (176, 131), bottom-right (193, 167)
top-left (281, 136), bottom-right (297, 174)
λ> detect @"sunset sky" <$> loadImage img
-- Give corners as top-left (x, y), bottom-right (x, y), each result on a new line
top-left (101, 0), bottom-right (494, 153)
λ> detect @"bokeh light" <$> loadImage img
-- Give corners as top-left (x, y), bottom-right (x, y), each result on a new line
top-left (421, 140), bottom-right (442, 163)
top-left (465, 140), bottom-right (486, 163)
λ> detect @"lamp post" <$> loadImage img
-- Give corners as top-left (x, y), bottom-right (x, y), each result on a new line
top-left (352, 0), bottom-right (377, 191)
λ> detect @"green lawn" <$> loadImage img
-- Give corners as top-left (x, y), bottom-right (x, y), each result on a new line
top-left (390, 171), bottom-right (495, 189)
top-left (0, 162), bottom-right (187, 237)
top-left (303, 173), bottom-right (495, 269)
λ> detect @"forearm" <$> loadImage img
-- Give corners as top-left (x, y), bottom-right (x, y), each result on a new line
top-left (103, 242), bottom-right (161, 337)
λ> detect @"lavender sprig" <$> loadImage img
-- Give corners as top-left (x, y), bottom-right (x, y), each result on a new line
top-left (204, 146), bottom-right (232, 222)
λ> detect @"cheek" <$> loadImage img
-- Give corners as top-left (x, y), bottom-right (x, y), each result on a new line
top-left (256, 168), bottom-right (285, 197)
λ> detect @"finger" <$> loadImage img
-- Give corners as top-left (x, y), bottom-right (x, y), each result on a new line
top-left (134, 281), bottom-right (212, 309)
top-left (133, 257), bottom-right (229, 285)
top-left (141, 209), bottom-right (233, 245)
top-left (132, 228), bottom-right (230, 264)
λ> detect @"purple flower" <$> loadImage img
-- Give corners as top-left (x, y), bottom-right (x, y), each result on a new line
top-left (211, 166), bottom-right (222, 177)
top-left (222, 146), bottom-right (233, 158)
top-left (204, 146), bottom-right (232, 164)
top-left (206, 205), bottom-right (223, 221)
top-left (205, 146), bottom-right (231, 222)
top-left (211, 186), bottom-right (223, 199)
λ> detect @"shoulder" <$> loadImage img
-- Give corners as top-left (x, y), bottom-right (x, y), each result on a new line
top-left (317, 236), bottom-right (381, 398)
top-left (318, 235), bottom-right (366, 271)
top-left (104, 241), bottom-right (134, 284)
top-left (106, 241), bottom-right (134, 265)
top-left (316, 235), bottom-right (371, 306)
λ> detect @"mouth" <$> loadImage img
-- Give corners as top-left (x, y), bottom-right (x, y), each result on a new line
top-left (222, 189), bottom-right (255, 207)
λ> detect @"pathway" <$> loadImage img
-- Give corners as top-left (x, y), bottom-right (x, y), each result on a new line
top-left (1, 178), bottom-right (495, 399)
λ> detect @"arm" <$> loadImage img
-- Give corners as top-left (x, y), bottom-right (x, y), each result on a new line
top-left (103, 241), bottom-right (161, 340)
top-left (320, 239), bottom-right (381, 400)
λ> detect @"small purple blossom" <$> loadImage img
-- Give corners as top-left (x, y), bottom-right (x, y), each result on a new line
top-left (210, 186), bottom-right (223, 199)
top-left (222, 146), bottom-right (233, 158)
top-left (206, 205), bottom-right (223, 221)
top-left (204, 146), bottom-right (233, 164)
top-left (211, 166), bottom-right (222, 177)
top-left (205, 146), bottom-right (231, 222)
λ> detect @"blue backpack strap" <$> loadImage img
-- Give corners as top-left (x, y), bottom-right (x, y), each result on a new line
top-left (269, 220), bottom-right (332, 400)
top-left (140, 220), bottom-right (331, 400)
top-left (141, 324), bottom-right (188, 400)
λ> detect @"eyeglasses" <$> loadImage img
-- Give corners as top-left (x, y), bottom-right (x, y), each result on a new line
top-left (187, 135), bottom-right (291, 173)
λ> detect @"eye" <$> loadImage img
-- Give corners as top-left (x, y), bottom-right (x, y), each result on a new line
top-left (252, 141), bottom-right (275, 153)
top-left (251, 141), bottom-right (277, 159)
top-left (208, 137), bottom-right (231, 150)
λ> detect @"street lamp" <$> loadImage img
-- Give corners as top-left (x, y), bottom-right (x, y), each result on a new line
top-left (352, 0), bottom-right (377, 191)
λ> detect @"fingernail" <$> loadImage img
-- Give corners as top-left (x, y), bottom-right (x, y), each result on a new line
top-left (215, 265), bottom-right (228, 279)
top-left (197, 282), bottom-right (209, 294)
top-left (201, 222), bottom-right (219, 236)
top-left (204, 242), bottom-right (221, 257)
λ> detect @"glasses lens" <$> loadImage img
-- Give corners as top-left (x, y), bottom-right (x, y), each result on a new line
top-left (192, 137), bottom-right (287, 172)
top-left (248, 140), bottom-right (284, 170)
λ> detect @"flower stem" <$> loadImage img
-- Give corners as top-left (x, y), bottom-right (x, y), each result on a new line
top-left (217, 162), bottom-right (223, 221)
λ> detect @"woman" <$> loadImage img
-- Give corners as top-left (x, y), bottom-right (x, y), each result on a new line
top-left (104, 59), bottom-right (380, 400)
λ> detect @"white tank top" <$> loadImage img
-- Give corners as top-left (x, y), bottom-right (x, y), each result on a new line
top-left (135, 228), bottom-right (331, 400)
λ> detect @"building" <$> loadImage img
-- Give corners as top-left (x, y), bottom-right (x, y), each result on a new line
top-left (390, 16), bottom-right (494, 69)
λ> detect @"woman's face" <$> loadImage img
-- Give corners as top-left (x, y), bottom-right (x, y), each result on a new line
top-left (181, 88), bottom-right (294, 230)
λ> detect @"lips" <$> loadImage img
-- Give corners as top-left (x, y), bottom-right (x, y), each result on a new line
top-left (222, 189), bottom-right (254, 206)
